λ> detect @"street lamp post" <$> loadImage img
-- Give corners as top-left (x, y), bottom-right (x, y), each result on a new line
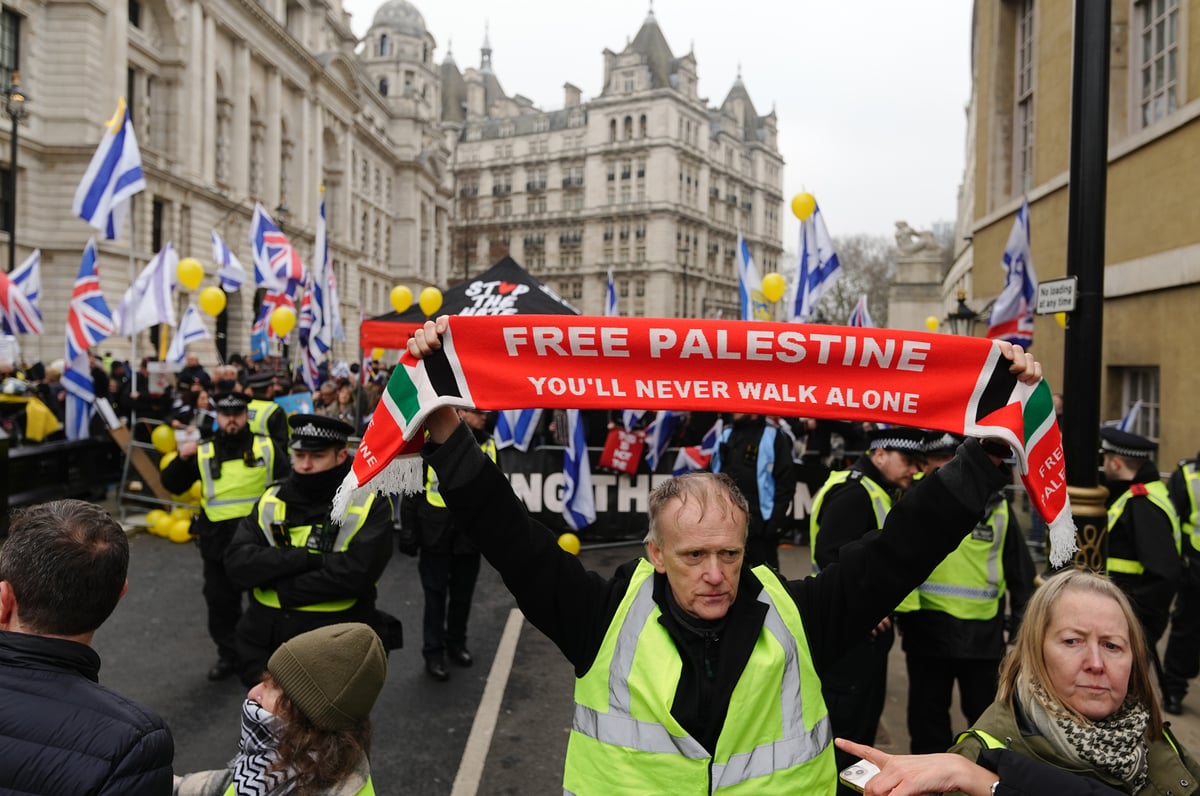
top-left (4, 72), bottom-right (28, 273)
top-left (944, 288), bottom-right (979, 336)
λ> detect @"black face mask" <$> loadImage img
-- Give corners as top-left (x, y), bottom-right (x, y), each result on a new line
top-left (216, 379), bottom-right (238, 393)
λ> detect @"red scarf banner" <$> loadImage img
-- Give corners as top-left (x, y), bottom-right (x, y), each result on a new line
top-left (336, 316), bottom-right (1076, 565)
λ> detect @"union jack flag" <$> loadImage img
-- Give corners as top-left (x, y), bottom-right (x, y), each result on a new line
top-left (65, 239), bottom-right (115, 363)
top-left (0, 260), bottom-right (44, 335)
top-left (672, 417), bottom-right (724, 476)
top-left (250, 202), bottom-right (305, 300)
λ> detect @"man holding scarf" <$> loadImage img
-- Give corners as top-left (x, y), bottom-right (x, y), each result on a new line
top-left (403, 317), bottom-right (1042, 794)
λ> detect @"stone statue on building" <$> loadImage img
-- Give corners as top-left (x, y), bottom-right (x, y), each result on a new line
top-left (894, 221), bottom-right (942, 256)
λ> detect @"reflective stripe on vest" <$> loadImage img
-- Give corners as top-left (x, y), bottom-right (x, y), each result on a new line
top-left (223, 776), bottom-right (374, 795)
top-left (901, 500), bottom-right (1009, 620)
top-left (956, 728), bottom-right (1006, 750)
top-left (563, 560), bottom-right (835, 795)
top-left (247, 399), bottom-right (280, 438)
top-left (1181, 463), bottom-right (1200, 551)
top-left (713, 426), bottom-right (779, 521)
top-left (197, 436), bottom-right (275, 522)
top-left (1107, 480), bottom-right (1182, 575)
top-left (809, 471), bottom-right (891, 575)
top-left (252, 486), bottom-right (376, 611)
top-left (427, 438), bottom-right (497, 508)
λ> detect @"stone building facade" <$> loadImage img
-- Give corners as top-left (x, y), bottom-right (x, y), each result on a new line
top-left (957, 0), bottom-right (1199, 466)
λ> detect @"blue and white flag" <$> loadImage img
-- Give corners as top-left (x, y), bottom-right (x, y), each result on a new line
top-left (848, 294), bottom-right (874, 328)
top-left (326, 262), bottom-right (345, 341)
top-left (72, 98), bottom-right (146, 240)
top-left (166, 304), bottom-right (210, 365)
top-left (790, 203), bottom-right (841, 323)
top-left (114, 242), bottom-right (177, 336)
top-left (63, 353), bottom-right (97, 441)
top-left (987, 200), bottom-right (1037, 347)
top-left (605, 269), bottom-right (619, 317)
top-left (621, 409), bottom-right (646, 432)
top-left (212, 230), bottom-right (247, 293)
top-left (737, 231), bottom-right (771, 321)
top-left (495, 408), bottom-right (543, 452)
top-left (1117, 400), bottom-right (1143, 433)
top-left (643, 410), bottom-right (681, 471)
top-left (562, 408), bottom-right (596, 531)
top-left (11, 249), bottom-right (41, 304)
top-left (0, 251), bottom-right (42, 335)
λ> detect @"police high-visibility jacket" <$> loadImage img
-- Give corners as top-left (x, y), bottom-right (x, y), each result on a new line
top-left (247, 399), bottom-right (282, 438)
top-left (1108, 480), bottom-right (1182, 575)
top-left (197, 436), bottom-right (276, 522)
top-left (1178, 461), bottom-right (1200, 551)
top-left (222, 778), bottom-right (374, 796)
top-left (896, 498), bottom-right (1009, 620)
top-left (563, 560), bottom-right (835, 795)
top-left (809, 470), bottom-right (891, 574)
top-left (250, 486), bottom-right (377, 612)
top-left (426, 438), bottom-right (497, 508)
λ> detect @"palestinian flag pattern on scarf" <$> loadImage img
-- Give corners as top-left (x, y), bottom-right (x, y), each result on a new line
top-left (335, 316), bottom-right (1076, 566)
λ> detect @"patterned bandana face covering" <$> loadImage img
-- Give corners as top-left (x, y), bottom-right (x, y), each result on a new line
top-left (233, 699), bottom-right (292, 795)
top-left (337, 316), bottom-right (1076, 566)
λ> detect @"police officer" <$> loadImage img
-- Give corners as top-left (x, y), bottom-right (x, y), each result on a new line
top-left (1100, 426), bottom-right (1182, 692)
top-left (224, 414), bottom-right (398, 686)
top-left (711, 413), bottom-right (796, 569)
top-left (400, 407), bottom-right (494, 681)
top-left (810, 425), bottom-right (925, 790)
top-left (1162, 448), bottom-right (1200, 714)
top-left (244, 369), bottom-right (288, 447)
top-left (895, 431), bottom-right (1036, 753)
top-left (161, 391), bottom-right (290, 681)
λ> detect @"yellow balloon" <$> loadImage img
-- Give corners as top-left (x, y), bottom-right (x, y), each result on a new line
top-left (158, 450), bottom-right (178, 471)
top-left (370, 347), bottom-right (385, 361)
top-left (168, 519), bottom-right (193, 543)
top-left (390, 285), bottom-right (414, 314)
top-left (1055, 312), bottom-right (1068, 329)
top-left (557, 532), bottom-right (581, 556)
top-left (187, 481), bottom-right (202, 503)
top-left (151, 424), bottom-right (177, 454)
top-left (153, 513), bottom-right (174, 537)
top-left (177, 257), bottom-right (204, 290)
top-left (790, 192), bottom-right (816, 221)
top-left (170, 507), bottom-right (192, 523)
top-left (761, 272), bottom-right (786, 303)
top-left (199, 286), bottom-right (226, 316)
top-left (924, 316), bottom-right (940, 332)
top-left (271, 306), bottom-right (297, 336)
top-left (145, 509), bottom-right (167, 533)
top-left (419, 286), bottom-right (443, 316)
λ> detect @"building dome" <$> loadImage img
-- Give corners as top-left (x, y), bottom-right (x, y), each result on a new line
top-left (370, 0), bottom-right (426, 38)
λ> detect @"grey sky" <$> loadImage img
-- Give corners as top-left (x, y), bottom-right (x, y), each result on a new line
top-left (343, 0), bottom-right (974, 245)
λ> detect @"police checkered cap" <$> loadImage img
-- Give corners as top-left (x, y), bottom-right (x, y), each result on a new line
top-left (868, 426), bottom-right (926, 454)
top-left (288, 413), bottom-right (354, 450)
top-left (212, 391), bottom-right (249, 413)
top-left (922, 430), bottom-right (965, 456)
top-left (1099, 426), bottom-right (1156, 458)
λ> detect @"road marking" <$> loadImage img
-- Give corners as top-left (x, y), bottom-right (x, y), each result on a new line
top-left (451, 607), bottom-right (524, 796)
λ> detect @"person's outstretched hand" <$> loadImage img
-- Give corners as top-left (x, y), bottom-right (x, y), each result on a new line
top-left (834, 738), bottom-right (998, 796)
top-left (998, 341), bottom-right (1041, 385)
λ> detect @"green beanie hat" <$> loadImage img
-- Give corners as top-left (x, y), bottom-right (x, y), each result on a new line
top-left (268, 623), bottom-right (387, 731)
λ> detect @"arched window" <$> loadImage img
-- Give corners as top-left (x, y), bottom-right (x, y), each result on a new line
top-left (609, 119), bottom-right (617, 143)
top-left (379, 77), bottom-right (389, 97)
top-left (623, 116), bottom-right (633, 140)
top-left (379, 34), bottom-right (389, 56)
top-left (639, 114), bottom-right (647, 138)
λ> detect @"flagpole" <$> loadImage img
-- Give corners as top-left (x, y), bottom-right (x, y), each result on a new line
top-left (128, 197), bottom-right (137, 373)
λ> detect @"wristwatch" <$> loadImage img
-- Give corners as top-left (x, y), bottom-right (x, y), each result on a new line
top-left (990, 780), bottom-right (1001, 796)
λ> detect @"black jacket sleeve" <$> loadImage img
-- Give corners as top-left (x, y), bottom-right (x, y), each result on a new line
top-left (224, 509), bottom-right (319, 590)
top-left (427, 420), bottom-right (624, 673)
top-left (977, 748), bottom-right (1125, 795)
top-left (1001, 498), bottom-right (1037, 631)
top-left (794, 440), bottom-right (1009, 672)
top-left (160, 450), bottom-right (201, 495)
top-left (272, 498), bottom-right (395, 608)
top-left (1124, 497), bottom-right (1183, 632)
top-left (767, 429), bottom-right (797, 534)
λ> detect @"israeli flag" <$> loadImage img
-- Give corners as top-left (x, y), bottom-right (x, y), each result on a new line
top-left (737, 231), bottom-right (770, 321)
top-left (986, 199), bottom-right (1037, 347)
top-left (562, 409), bottom-right (596, 531)
top-left (166, 305), bottom-right (211, 364)
top-left (848, 294), bottom-right (874, 328)
top-left (644, 411), bottom-right (681, 471)
top-left (495, 408), bottom-right (543, 452)
top-left (212, 230), bottom-right (247, 293)
top-left (1117, 400), bottom-right (1143, 432)
top-left (790, 203), bottom-right (841, 323)
top-left (605, 269), bottom-right (619, 317)
top-left (114, 242), bottom-right (178, 335)
top-left (11, 249), bottom-right (41, 304)
top-left (63, 353), bottom-right (96, 441)
top-left (72, 99), bottom-right (146, 240)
